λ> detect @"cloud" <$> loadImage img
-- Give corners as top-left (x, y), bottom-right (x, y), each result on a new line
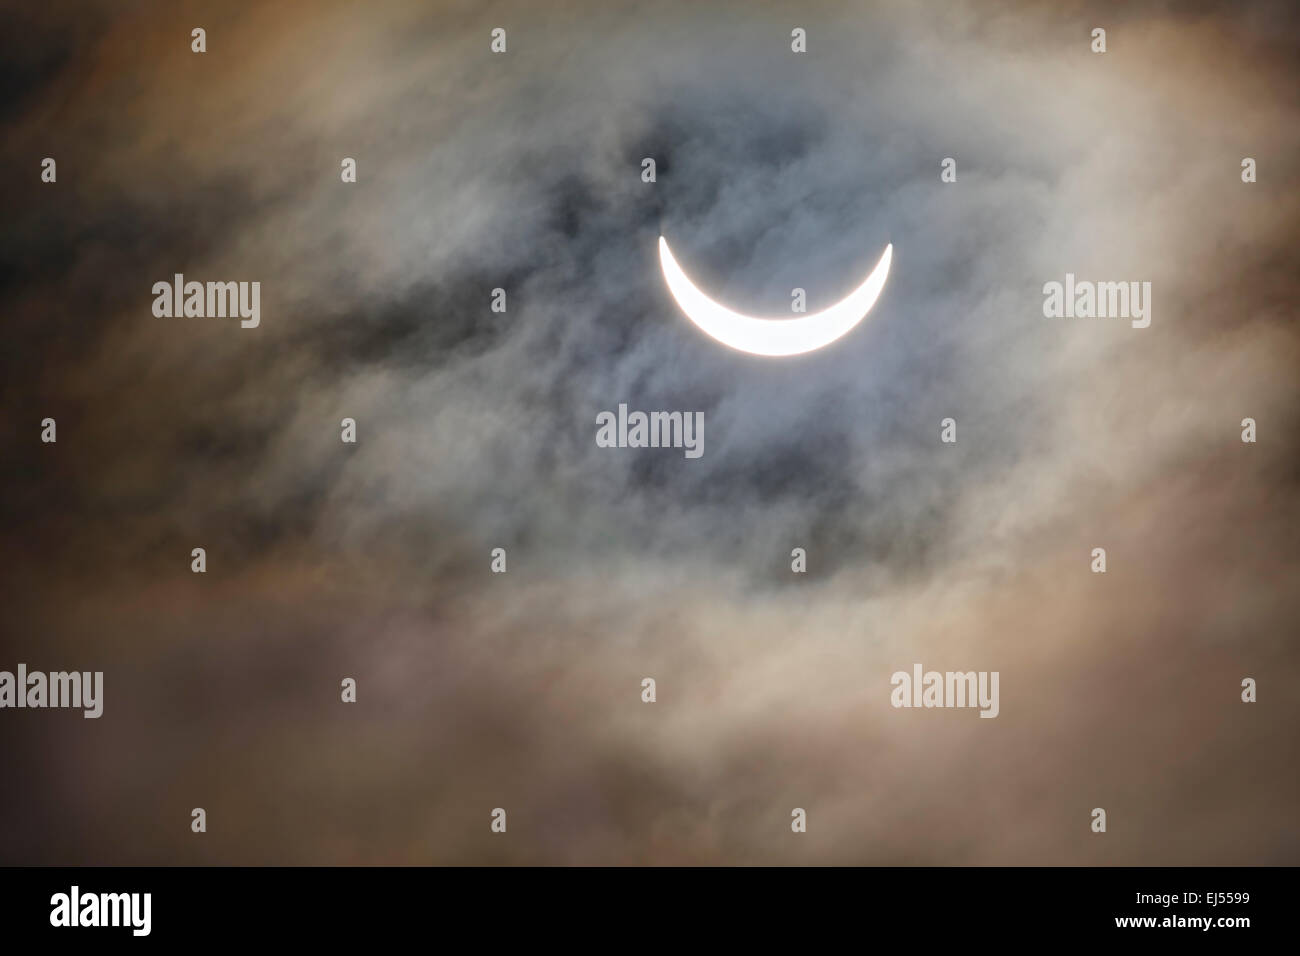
top-left (1, 0), bottom-right (1297, 863)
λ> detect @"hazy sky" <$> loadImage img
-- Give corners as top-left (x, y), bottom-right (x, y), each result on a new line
top-left (1, 0), bottom-right (1297, 864)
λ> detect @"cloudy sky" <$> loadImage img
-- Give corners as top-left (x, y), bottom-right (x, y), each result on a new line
top-left (1, 0), bottom-right (1297, 864)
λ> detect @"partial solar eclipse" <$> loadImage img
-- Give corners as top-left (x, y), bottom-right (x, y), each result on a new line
top-left (658, 236), bottom-right (892, 356)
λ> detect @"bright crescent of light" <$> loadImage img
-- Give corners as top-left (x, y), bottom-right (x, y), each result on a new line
top-left (658, 236), bottom-right (892, 357)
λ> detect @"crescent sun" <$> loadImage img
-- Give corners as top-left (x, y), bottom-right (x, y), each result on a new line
top-left (658, 236), bottom-right (892, 357)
